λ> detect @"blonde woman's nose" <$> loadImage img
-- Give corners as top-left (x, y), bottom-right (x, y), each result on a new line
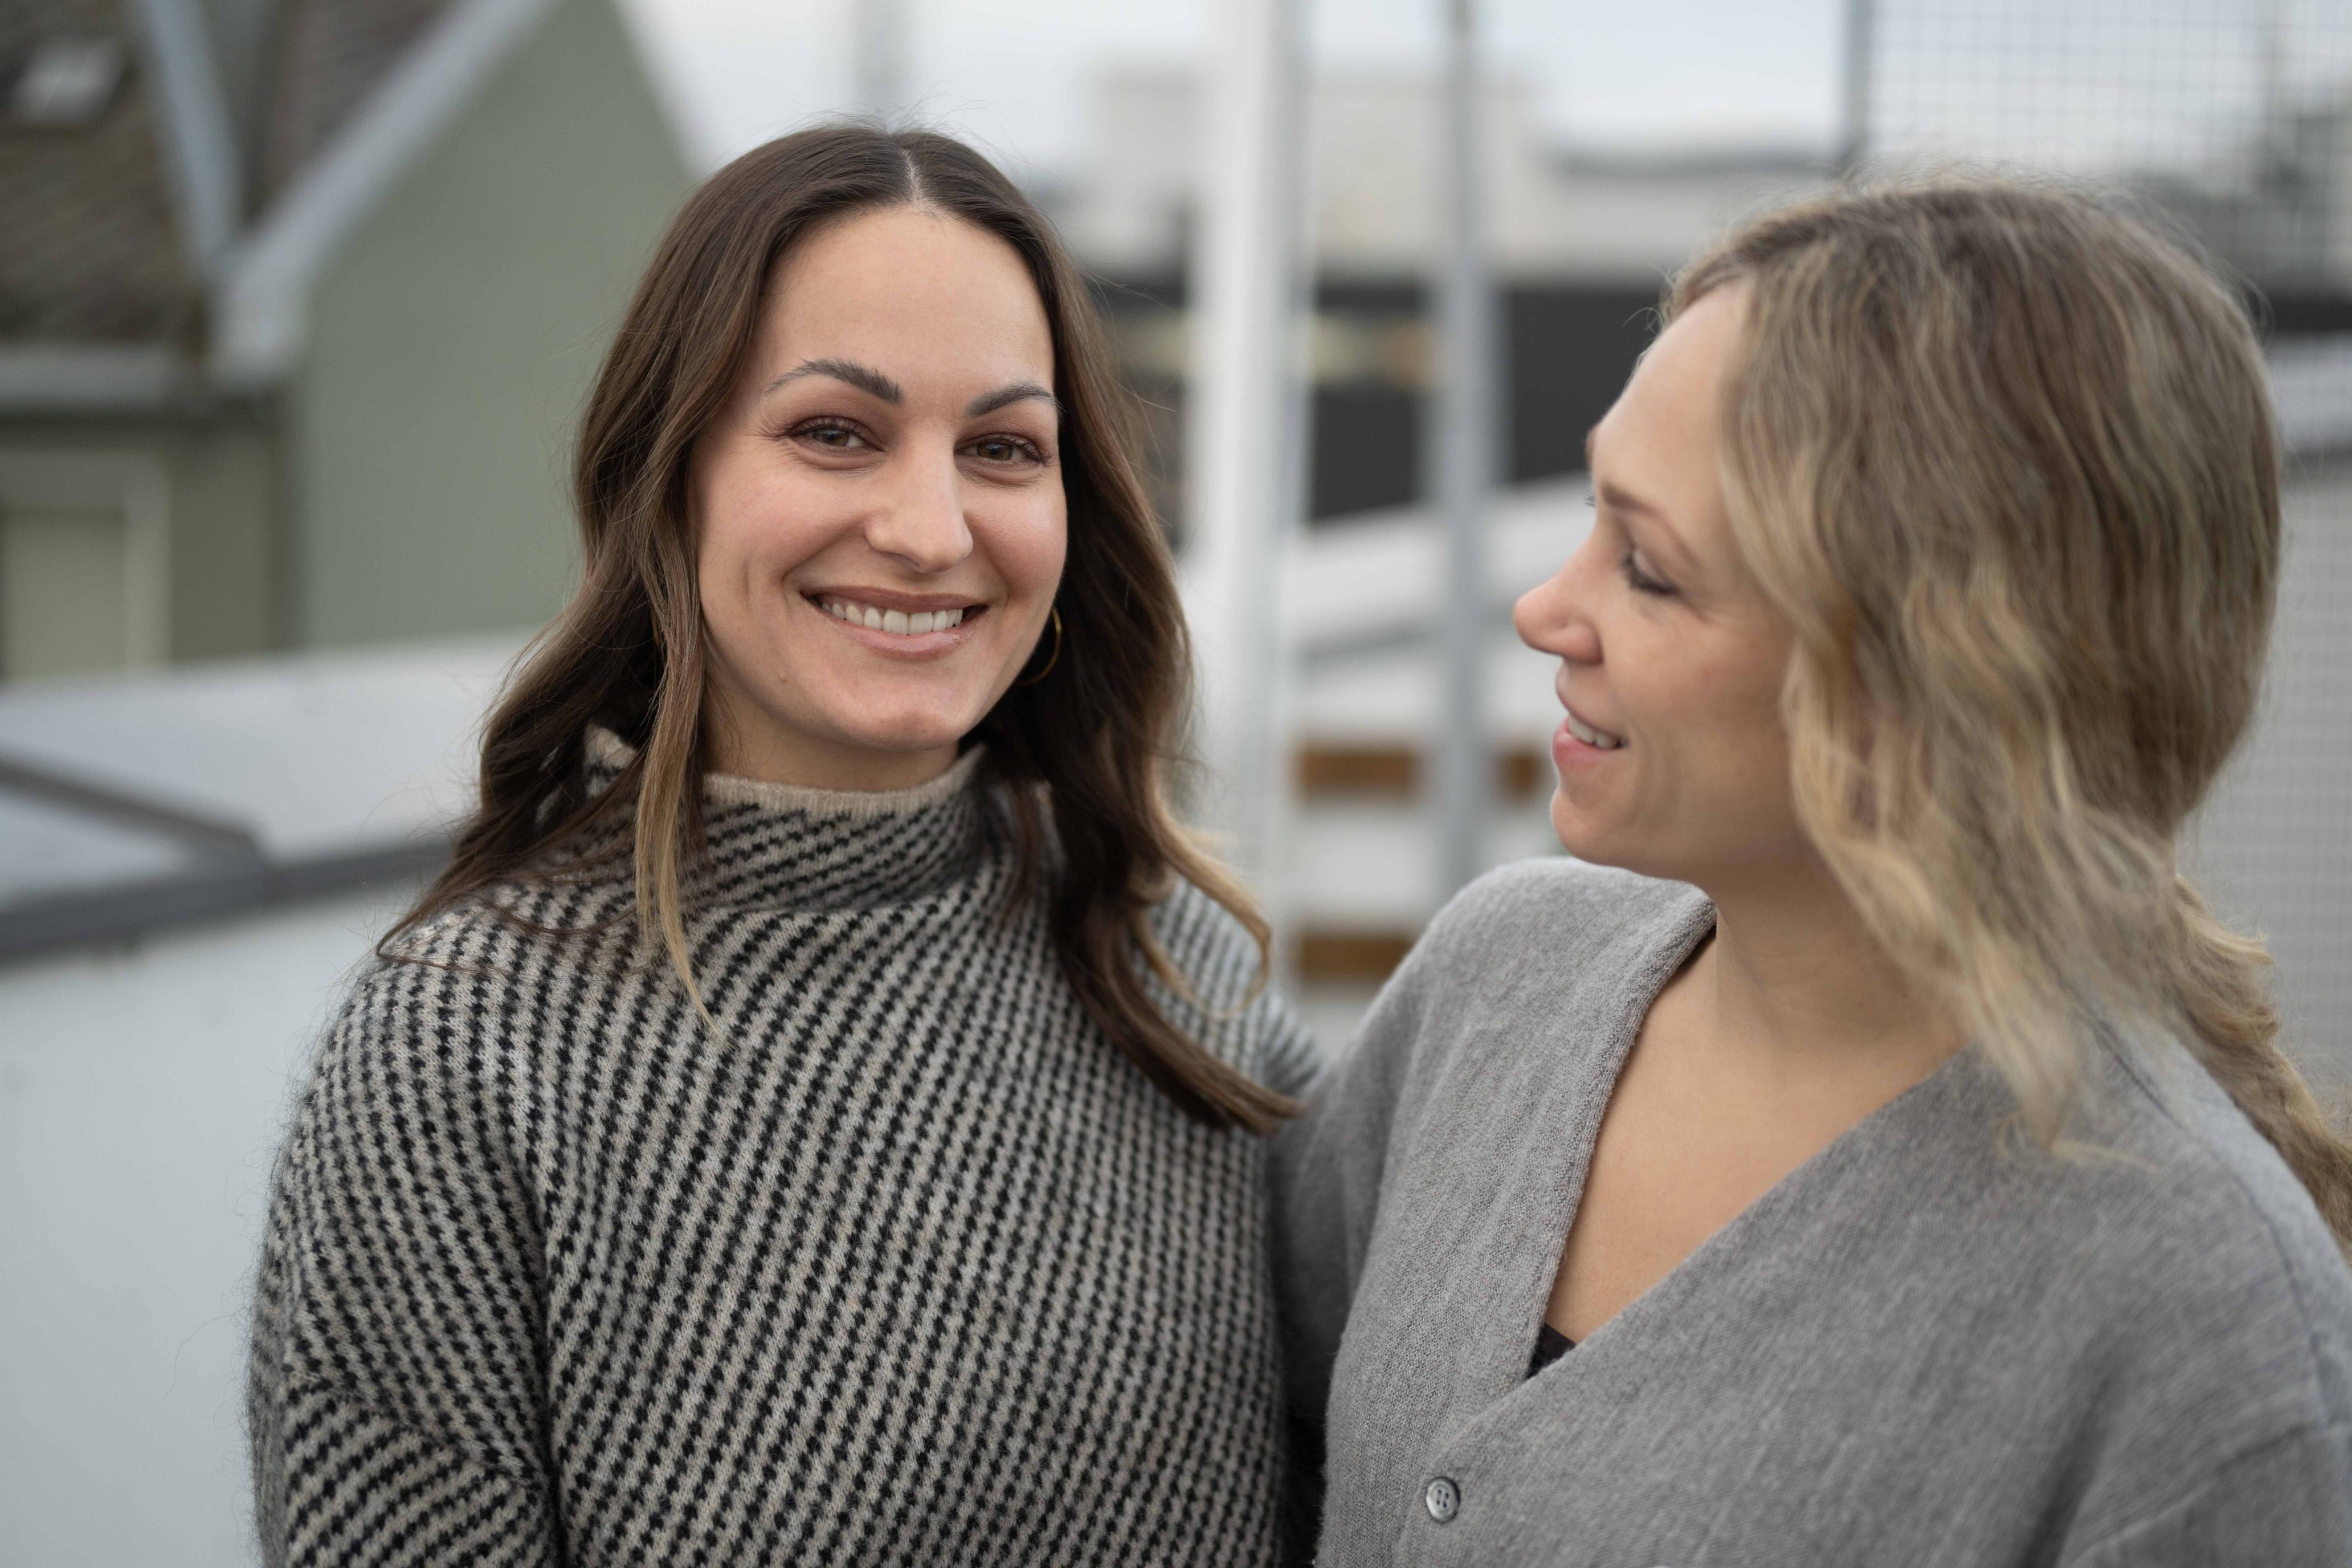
top-left (1514, 556), bottom-right (1602, 664)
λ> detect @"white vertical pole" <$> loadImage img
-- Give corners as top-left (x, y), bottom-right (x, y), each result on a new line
top-left (2257, 0), bottom-right (2285, 141)
top-left (1433, 0), bottom-right (1492, 899)
top-left (1840, 0), bottom-right (1873, 175)
top-left (1182, 0), bottom-right (1310, 902)
top-left (2256, 0), bottom-right (2289, 256)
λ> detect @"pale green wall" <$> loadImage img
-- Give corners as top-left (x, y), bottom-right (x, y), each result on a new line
top-left (291, 0), bottom-right (693, 648)
top-left (168, 418), bottom-right (280, 659)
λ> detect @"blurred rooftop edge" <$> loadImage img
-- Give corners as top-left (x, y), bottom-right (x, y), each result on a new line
top-left (0, 632), bottom-right (514, 956)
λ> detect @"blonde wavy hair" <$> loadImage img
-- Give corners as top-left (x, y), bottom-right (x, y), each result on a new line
top-left (1669, 178), bottom-right (2352, 1246)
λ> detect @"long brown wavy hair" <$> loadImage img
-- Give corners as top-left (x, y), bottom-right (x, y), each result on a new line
top-left (1670, 178), bottom-right (2352, 1246)
top-left (385, 124), bottom-right (1296, 1134)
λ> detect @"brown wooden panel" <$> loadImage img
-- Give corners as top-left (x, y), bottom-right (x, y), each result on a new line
top-left (1296, 742), bottom-right (1419, 798)
top-left (1295, 928), bottom-right (1417, 983)
top-left (1497, 742), bottom-right (1548, 801)
top-left (1294, 740), bottom-right (1551, 802)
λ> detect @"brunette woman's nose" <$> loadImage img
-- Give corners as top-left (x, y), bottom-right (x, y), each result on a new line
top-left (864, 451), bottom-right (972, 573)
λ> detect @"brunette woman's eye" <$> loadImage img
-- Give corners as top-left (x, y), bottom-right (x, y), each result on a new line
top-left (791, 419), bottom-right (871, 451)
top-left (965, 434), bottom-right (1046, 466)
top-left (1621, 549), bottom-right (1675, 598)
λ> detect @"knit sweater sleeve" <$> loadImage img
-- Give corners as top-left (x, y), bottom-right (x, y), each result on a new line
top-left (1144, 876), bottom-right (1324, 1099)
top-left (248, 939), bottom-right (560, 1567)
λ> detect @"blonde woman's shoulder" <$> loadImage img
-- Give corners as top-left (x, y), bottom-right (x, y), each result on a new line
top-left (2100, 1029), bottom-right (2352, 1341)
top-left (2003, 1030), bottom-right (2352, 1548)
top-left (1409, 855), bottom-right (1709, 983)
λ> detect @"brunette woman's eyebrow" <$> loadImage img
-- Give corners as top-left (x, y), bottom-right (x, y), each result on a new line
top-left (764, 358), bottom-right (904, 402)
top-left (760, 360), bottom-right (1057, 422)
top-left (966, 380), bottom-right (1061, 418)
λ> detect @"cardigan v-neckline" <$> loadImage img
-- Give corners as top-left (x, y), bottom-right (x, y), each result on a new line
top-left (1285, 859), bottom-right (2352, 1567)
top-left (1509, 890), bottom-right (1989, 1387)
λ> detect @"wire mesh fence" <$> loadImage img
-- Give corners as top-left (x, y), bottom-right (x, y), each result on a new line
top-left (1867, 0), bottom-right (2352, 291)
top-left (1865, 0), bottom-right (2352, 1073)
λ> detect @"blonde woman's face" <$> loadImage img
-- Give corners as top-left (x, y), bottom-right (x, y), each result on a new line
top-left (689, 207), bottom-right (1067, 789)
top-left (1512, 285), bottom-right (1810, 891)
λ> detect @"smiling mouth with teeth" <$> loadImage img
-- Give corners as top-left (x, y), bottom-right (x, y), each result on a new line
top-left (1563, 706), bottom-right (1625, 750)
top-left (815, 595), bottom-right (979, 637)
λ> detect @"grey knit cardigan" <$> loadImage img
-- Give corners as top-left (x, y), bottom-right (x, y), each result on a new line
top-left (247, 744), bottom-right (1318, 1566)
top-left (1276, 858), bottom-right (2352, 1566)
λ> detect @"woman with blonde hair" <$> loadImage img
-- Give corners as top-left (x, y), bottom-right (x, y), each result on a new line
top-left (1278, 180), bottom-right (2352, 1565)
top-left (247, 124), bottom-right (1314, 1566)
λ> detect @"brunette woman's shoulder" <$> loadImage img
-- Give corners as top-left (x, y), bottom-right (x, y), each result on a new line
top-left (333, 873), bottom-right (634, 1065)
top-left (1148, 875), bottom-right (1320, 1097)
top-left (267, 884), bottom-right (631, 1257)
top-left (287, 896), bottom-right (546, 1159)
top-left (1146, 875), bottom-right (1269, 1011)
top-left (252, 885), bottom-right (571, 1543)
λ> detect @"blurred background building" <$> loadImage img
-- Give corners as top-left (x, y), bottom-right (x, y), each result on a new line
top-left (0, 0), bottom-right (689, 683)
top-left (4, 1), bottom-right (2351, 1561)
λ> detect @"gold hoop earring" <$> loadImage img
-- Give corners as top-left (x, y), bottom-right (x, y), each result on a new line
top-left (1015, 606), bottom-right (1063, 687)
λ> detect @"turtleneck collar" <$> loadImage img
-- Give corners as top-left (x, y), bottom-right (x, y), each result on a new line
top-left (585, 729), bottom-right (998, 914)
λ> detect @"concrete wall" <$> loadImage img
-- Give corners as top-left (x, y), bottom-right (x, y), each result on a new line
top-left (0, 888), bottom-right (403, 1567)
top-left (291, 0), bottom-right (692, 648)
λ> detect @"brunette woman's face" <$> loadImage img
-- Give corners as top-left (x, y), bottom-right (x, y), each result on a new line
top-left (1511, 284), bottom-right (1812, 892)
top-left (690, 206), bottom-right (1066, 789)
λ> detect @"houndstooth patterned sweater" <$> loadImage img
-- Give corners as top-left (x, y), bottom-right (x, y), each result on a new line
top-left (247, 744), bottom-right (1318, 1566)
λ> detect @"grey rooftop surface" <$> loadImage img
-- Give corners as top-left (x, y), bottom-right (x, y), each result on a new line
top-left (0, 633), bottom-right (519, 960)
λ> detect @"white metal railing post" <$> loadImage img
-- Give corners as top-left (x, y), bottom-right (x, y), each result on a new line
top-left (1181, 0), bottom-right (1310, 916)
top-left (1840, 0), bottom-right (1873, 175)
top-left (1433, 0), bottom-right (1493, 899)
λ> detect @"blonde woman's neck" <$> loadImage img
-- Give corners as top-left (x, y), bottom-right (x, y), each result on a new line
top-left (1695, 859), bottom-right (1966, 1088)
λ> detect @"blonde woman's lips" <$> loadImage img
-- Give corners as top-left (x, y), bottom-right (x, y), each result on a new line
top-left (1559, 701), bottom-right (1624, 750)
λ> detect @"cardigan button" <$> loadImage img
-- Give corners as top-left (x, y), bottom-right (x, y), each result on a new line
top-left (1423, 1476), bottom-right (1461, 1522)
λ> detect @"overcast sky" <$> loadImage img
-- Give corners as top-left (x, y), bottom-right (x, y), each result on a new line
top-left (615, 0), bottom-right (1848, 178)
top-left (616, 0), bottom-right (2352, 197)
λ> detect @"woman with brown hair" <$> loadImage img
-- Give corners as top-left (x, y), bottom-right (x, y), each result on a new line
top-left (1279, 180), bottom-right (2352, 1565)
top-left (247, 124), bottom-right (1313, 1566)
